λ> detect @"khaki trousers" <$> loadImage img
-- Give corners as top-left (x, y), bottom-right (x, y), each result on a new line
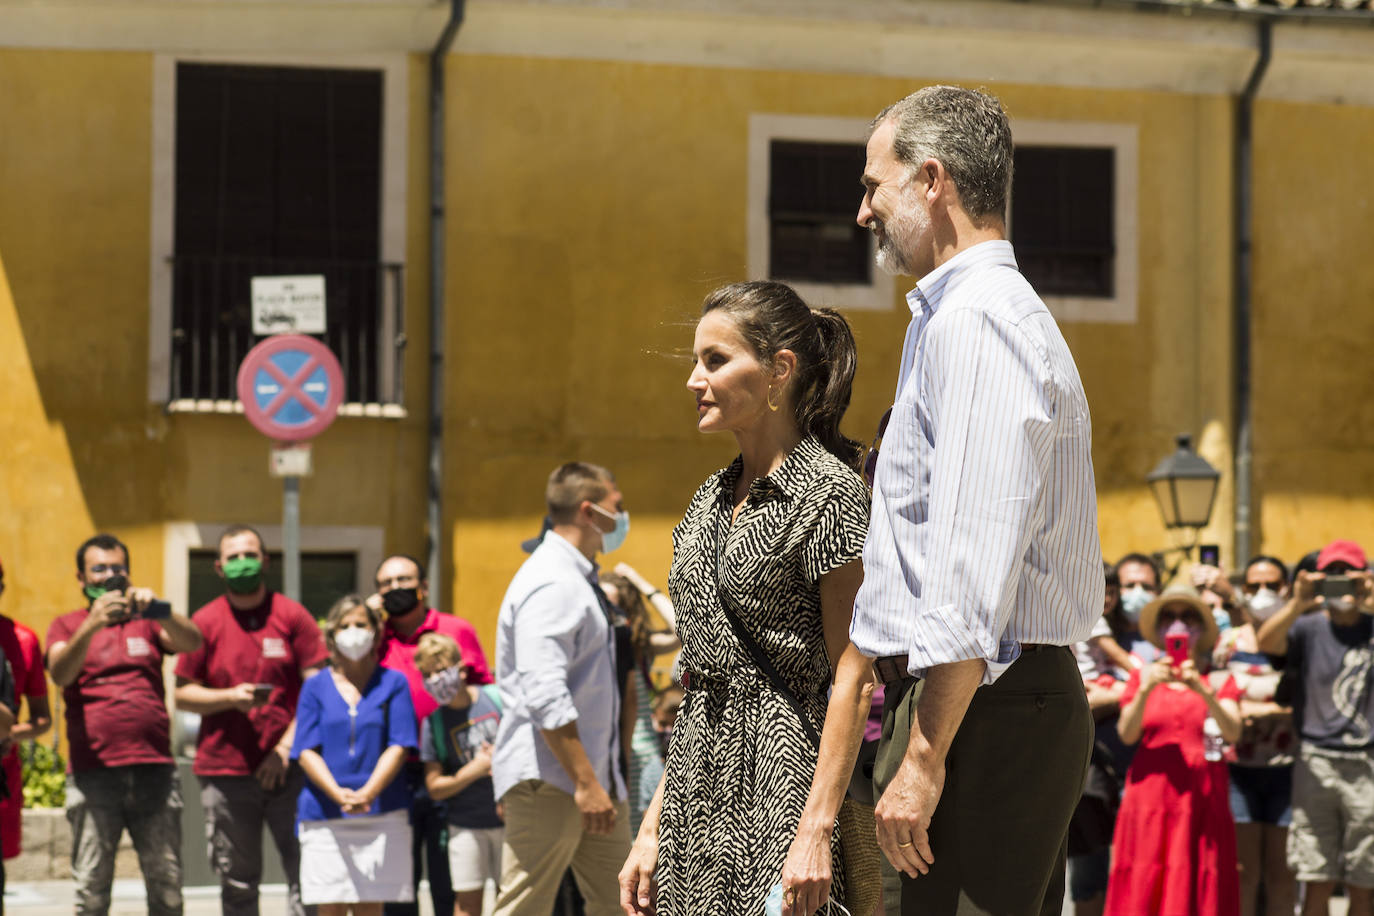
top-left (493, 780), bottom-right (631, 916)
top-left (874, 646), bottom-right (1092, 916)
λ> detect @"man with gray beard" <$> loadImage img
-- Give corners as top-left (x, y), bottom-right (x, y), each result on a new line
top-left (849, 85), bottom-right (1103, 915)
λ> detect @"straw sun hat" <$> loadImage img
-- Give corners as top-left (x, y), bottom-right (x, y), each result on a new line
top-left (1138, 583), bottom-right (1220, 654)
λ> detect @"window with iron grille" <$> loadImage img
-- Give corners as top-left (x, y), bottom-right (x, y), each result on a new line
top-left (171, 62), bottom-right (402, 405)
top-left (1010, 145), bottom-right (1115, 298)
top-left (768, 140), bottom-right (871, 286)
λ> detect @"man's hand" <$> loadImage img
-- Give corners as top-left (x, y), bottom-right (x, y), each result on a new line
top-left (1293, 570), bottom-right (1324, 607)
top-left (88, 591), bottom-right (132, 629)
top-left (618, 833), bottom-right (658, 915)
top-left (364, 593), bottom-right (385, 614)
top-left (874, 749), bottom-right (944, 878)
top-left (1353, 571), bottom-right (1374, 615)
top-left (125, 587), bottom-right (160, 616)
top-left (574, 779), bottom-right (616, 835)
top-left (255, 745), bottom-right (289, 790)
top-left (223, 683), bottom-right (262, 713)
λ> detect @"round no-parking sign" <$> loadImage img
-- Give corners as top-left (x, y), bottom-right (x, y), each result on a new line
top-left (236, 335), bottom-right (345, 442)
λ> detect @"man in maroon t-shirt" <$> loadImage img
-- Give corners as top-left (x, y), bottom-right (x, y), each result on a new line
top-left (46, 533), bottom-right (203, 916)
top-left (368, 553), bottom-right (492, 916)
top-left (174, 525), bottom-right (327, 916)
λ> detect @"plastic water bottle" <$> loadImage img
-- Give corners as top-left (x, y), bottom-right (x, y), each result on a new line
top-left (1203, 716), bottom-right (1224, 762)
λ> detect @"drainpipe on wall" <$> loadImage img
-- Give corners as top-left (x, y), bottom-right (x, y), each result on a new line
top-left (1233, 20), bottom-right (1272, 567)
top-left (428, 0), bottom-right (466, 605)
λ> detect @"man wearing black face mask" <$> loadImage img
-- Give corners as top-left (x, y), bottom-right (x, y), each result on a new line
top-left (368, 553), bottom-right (493, 916)
top-left (174, 525), bottom-right (328, 916)
top-left (46, 533), bottom-right (202, 916)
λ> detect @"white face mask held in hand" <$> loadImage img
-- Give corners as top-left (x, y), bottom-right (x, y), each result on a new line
top-left (334, 626), bottom-right (375, 661)
top-left (765, 883), bottom-right (851, 916)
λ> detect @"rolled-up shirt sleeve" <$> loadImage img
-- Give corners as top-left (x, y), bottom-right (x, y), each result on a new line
top-left (907, 308), bottom-right (1052, 684)
top-left (511, 580), bottom-right (584, 731)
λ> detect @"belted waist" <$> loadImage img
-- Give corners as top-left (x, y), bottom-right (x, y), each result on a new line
top-left (873, 645), bottom-right (1060, 687)
top-left (680, 667), bottom-right (823, 698)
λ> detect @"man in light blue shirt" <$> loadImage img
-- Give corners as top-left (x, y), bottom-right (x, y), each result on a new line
top-left (491, 462), bottom-right (631, 916)
top-left (852, 85), bottom-right (1103, 915)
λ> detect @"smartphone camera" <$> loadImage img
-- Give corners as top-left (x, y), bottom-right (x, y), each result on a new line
top-left (1317, 575), bottom-right (1355, 599)
top-left (1198, 544), bottom-right (1220, 567)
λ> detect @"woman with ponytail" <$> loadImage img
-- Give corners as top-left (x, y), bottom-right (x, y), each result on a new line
top-left (618, 281), bottom-right (876, 916)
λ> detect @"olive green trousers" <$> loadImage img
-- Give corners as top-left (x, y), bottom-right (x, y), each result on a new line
top-left (873, 646), bottom-right (1092, 916)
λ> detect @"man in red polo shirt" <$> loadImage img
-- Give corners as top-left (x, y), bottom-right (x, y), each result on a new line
top-left (368, 553), bottom-right (492, 916)
top-left (47, 533), bottom-right (203, 916)
top-left (174, 525), bottom-right (327, 916)
top-left (0, 556), bottom-right (53, 870)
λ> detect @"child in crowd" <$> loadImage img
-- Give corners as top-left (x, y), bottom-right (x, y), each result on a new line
top-left (414, 633), bottom-right (504, 916)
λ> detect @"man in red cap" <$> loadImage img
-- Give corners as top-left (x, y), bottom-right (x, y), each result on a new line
top-left (0, 554), bottom-right (43, 904)
top-left (1258, 539), bottom-right (1374, 916)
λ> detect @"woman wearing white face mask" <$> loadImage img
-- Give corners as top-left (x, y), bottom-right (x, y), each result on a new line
top-left (292, 595), bottom-right (419, 915)
top-left (1212, 557), bottom-right (1297, 916)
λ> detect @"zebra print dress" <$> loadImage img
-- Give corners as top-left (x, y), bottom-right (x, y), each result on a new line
top-left (656, 436), bottom-right (870, 914)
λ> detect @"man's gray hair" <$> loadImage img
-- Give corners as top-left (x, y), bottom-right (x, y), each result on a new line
top-left (872, 85), bottom-right (1013, 223)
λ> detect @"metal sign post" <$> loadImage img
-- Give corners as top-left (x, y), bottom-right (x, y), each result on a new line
top-left (237, 336), bottom-right (344, 602)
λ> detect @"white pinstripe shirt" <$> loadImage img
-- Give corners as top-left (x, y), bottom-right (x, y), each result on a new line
top-left (850, 241), bottom-right (1104, 685)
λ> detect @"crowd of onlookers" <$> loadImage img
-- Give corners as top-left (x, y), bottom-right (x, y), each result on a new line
top-left (1068, 541), bottom-right (1374, 916)
top-left (0, 519), bottom-right (682, 916)
top-left (1, 525), bottom-right (1370, 916)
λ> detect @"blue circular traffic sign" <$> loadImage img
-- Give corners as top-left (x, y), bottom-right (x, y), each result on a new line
top-left (236, 335), bottom-right (345, 442)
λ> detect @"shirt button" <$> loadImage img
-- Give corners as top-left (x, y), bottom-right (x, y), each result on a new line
top-left (1034, 695), bottom-right (1047, 710)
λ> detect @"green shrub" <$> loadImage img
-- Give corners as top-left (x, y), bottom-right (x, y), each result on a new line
top-left (20, 742), bottom-right (65, 808)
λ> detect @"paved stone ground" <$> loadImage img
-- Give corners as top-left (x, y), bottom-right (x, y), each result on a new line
top-left (3, 880), bottom-right (1349, 915)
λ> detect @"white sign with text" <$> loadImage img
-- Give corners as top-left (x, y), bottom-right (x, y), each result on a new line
top-left (252, 275), bottom-right (327, 335)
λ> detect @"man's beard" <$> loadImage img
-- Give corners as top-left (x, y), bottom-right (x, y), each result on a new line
top-left (873, 193), bottom-right (928, 277)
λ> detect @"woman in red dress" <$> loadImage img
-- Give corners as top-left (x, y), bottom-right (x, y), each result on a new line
top-left (1105, 584), bottom-right (1245, 916)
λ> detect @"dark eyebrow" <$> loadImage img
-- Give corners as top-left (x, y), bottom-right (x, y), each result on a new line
top-left (860, 173), bottom-right (877, 190)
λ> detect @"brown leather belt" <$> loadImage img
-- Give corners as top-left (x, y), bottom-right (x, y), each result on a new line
top-left (873, 645), bottom-right (1060, 687)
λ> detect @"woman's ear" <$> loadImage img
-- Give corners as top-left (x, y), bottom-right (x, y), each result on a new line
top-left (772, 349), bottom-right (798, 386)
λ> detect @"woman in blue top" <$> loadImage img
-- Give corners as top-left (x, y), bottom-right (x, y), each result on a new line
top-left (293, 594), bottom-right (418, 915)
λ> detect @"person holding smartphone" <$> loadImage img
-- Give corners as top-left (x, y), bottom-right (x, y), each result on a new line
top-left (1257, 539), bottom-right (1374, 916)
top-left (46, 533), bottom-right (203, 916)
top-left (1105, 584), bottom-right (1243, 916)
top-left (174, 525), bottom-right (329, 916)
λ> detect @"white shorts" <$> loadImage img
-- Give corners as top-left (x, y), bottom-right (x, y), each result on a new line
top-left (299, 809), bottom-right (415, 905)
top-left (447, 825), bottom-right (504, 892)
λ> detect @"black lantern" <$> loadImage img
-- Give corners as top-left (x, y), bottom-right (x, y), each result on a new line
top-left (1146, 434), bottom-right (1221, 530)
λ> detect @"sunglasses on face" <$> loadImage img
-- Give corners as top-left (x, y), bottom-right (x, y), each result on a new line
top-left (1157, 609), bottom-right (1203, 627)
top-left (863, 407), bottom-right (894, 488)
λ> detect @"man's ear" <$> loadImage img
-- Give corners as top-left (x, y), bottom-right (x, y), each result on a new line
top-left (213, 559), bottom-right (225, 577)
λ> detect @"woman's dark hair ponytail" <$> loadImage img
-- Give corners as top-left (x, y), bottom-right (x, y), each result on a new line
top-left (701, 281), bottom-right (864, 471)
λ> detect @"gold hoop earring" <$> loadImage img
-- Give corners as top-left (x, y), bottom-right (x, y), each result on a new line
top-left (767, 386), bottom-right (780, 412)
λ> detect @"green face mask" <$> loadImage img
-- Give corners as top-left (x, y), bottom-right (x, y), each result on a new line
top-left (222, 556), bottom-right (264, 594)
top-left (83, 584), bottom-right (107, 602)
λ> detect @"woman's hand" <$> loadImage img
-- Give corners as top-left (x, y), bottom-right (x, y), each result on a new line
top-left (1142, 658), bottom-right (1174, 693)
top-left (1177, 659), bottom-right (1211, 696)
top-left (618, 832), bottom-right (659, 915)
top-left (340, 785), bottom-right (376, 815)
top-left (778, 828), bottom-right (833, 916)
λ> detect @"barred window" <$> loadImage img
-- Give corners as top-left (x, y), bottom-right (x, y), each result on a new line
top-left (1011, 145), bottom-right (1115, 298)
top-left (170, 62), bottom-right (402, 405)
top-left (768, 140), bottom-right (871, 286)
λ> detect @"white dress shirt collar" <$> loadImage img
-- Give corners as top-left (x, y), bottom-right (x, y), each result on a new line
top-left (540, 529), bottom-right (597, 583)
top-left (906, 239), bottom-right (1019, 318)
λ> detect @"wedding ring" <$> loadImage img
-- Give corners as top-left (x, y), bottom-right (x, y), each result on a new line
top-left (784, 887), bottom-right (797, 905)
top-left (897, 840), bottom-right (914, 848)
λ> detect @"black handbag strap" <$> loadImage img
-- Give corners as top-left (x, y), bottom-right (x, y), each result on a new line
top-left (715, 502), bottom-right (823, 749)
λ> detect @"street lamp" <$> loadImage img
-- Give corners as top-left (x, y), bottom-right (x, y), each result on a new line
top-left (1146, 433), bottom-right (1221, 531)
